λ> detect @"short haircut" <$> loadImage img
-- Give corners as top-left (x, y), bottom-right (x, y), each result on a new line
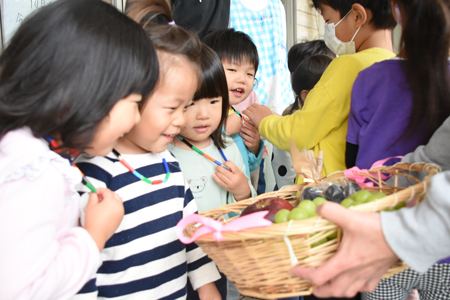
top-left (0, 0), bottom-right (158, 150)
top-left (193, 45), bottom-right (229, 149)
top-left (312, 0), bottom-right (397, 30)
top-left (287, 54), bottom-right (333, 114)
top-left (288, 40), bottom-right (336, 73)
top-left (202, 28), bottom-right (259, 73)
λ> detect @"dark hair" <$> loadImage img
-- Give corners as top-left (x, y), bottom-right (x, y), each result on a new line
top-left (287, 54), bottom-right (333, 115)
top-left (126, 0), bottom-right (202, 85)
top-left (312, 0), bottom-right (397, 30)
top-left (202, 28), bottom-right (259, 73)
top-left (288, 40), bottom-right (335, 73)
top-left (397, 0), bottom-right (450, 138)
top-left (191, 45), bottom-right (229, 149)
top-left (0, 0), bottom-right (158, 150)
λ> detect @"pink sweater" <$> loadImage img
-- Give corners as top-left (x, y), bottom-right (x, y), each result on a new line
top-left (232, 90), bottom-right (260, 113)
top-left (0, 127), bottom-right (101, 300)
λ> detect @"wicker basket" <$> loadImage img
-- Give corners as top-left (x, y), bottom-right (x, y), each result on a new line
top-left (181, 163), bottom-right (440, 299)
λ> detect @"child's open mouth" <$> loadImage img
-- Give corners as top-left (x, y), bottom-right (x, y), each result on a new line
top-left (231, 88), bottom-right (244, 97)
top-left (163, 134), bottom-right (175, 141)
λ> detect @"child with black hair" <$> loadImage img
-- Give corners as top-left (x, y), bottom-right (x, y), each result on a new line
top-left (0, 0), bottom-right (157, 298)
top-left (202, 28), bottom-right (264, 182)
top-left (72, 1), bottom-right (222, 299)
top-left (169, 44), bottom-right (254, 215)
top-left (272, 54), bottom-right (334, 217)
top-left (285, 54), bottom-right (334, 115)
top-left (287, 40), bottom-right (336, 75)
top-left (169, 44), bottom-right (256, 300)
top-left (244, 0), bottom-right (397, 181)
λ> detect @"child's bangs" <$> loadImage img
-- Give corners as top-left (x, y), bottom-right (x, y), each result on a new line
top-left (194, 61), bottom-right (228, 101)
top-left (223, 53), bottom-right (259, 73)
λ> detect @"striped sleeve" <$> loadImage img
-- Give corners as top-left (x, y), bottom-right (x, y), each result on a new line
top-left (183, 184), bottom-right (221, 290)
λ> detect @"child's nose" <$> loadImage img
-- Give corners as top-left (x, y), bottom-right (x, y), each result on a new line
top-left (197, 105), bottom-right (209, 119)
top-left (173, 110), bottom-right (187, 127)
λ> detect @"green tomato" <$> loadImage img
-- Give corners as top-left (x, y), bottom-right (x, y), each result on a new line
top-left (311, 238), bottom-right (328, 248)
top-left (394, 202), bottom-right (406, 210)
top-left (352, 201), bottom-right (366, 206)
top-left (327, 230), bottom-right (338, 240)
top-left (298, 200), bottom-right (317, 217)
top-left (365, 192), bottom-right (387, 203)
top-left (274, 209), bottom-right (291, 223)
top-left (288, 208), bottom-right (309, 221)
top-left (313, 197), bottom-right (328, 206)
top-left (351, 190), bottom-right (372, 203)
top-left (340, 198), bottom-right (354, 208)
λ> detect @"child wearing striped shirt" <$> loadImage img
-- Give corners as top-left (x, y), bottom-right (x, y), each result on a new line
top-left (72, 1), bottom-right (221, 299)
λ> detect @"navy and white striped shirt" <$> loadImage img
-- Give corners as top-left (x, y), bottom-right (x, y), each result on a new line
top-left (72, 150), bottom-right (220, 300)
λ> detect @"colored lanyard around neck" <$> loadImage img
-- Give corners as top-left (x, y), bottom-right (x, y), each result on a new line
top-left (177, 135), bottom-right (231, 172)
top-left (44, 136), bottom-right (97, 193)
top-left (231, 106), bottom-right (245, 124)
top-left (112, 149), bottom-right (170, 185)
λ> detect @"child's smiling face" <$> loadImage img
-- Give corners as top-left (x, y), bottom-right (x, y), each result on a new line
top-left (119, 56), bottom-right (198, 154)
top-left (222, 59), bottom-right (255, 106)
top-left (179, 97), bottom-right (223, 148)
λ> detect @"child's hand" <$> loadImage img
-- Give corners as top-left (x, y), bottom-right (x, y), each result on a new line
top-left (212, 160), bottom-right (251, 201)
top-left (84, 188), bottom-right (124, 251)
top-left (197, 282), bottom-right (221, 300)
top-left (240, 120), bottom-right (261, 155)
top-left (243, 104), bottom-right (273, 128)
top-left (225, 113), bottom-right (243, 135)
top-left (263, 145), bottom-right (269, 159)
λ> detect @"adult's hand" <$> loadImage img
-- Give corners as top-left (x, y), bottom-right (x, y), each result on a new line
top-left (290, 202), bottom-right (399, 298)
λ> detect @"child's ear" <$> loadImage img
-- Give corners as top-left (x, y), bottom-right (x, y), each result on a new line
top-left (351, 3), bottom-right (368, 28)
top-left (300, 90), bottom-right (309, 102)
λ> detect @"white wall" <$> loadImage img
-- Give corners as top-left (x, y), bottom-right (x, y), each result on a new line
top-left (296, 0), bottom-right (324, 42)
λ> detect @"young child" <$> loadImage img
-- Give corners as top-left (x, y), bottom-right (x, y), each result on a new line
top-left (346, 0), bottom-right (450, 169)
top-left (169, 44), bottom-right (255, 212)
top-left (73, 1), bottom-right (222, 299)
top-left (348, 0), bottom-right (450, 299)
top-left (273, 54), bottom-right (334, 190)
top-left (169, 44), bottom-right (256, 300)
top-left (244, 0), bottom-right (397, 181)
top-left (202, 28), bottom-right (264, 181)
top-left (285, 54), bottom-right (334, 115)
top-left (229, 0), bottom-right (293, 114)
top-left (287, 40), bottom-right (335, 76)
top-left (0, 0), bottom-right (157, 299)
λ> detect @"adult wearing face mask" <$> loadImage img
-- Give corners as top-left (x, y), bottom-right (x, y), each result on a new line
top-left (244, 0), bottom-right (397, 183)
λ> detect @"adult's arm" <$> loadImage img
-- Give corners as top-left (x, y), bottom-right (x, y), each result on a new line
top-left (382, 171), bottom-right (450, 272)
top-left (290, 171), bottom-right (450, 297)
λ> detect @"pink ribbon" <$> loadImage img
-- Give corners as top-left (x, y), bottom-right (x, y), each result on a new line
top-left (343, 156), bottom-right (403, 187)
top-left (176, 211), bottom-right (272, 244)
top-left (344, 166), bottom-right (374, 187)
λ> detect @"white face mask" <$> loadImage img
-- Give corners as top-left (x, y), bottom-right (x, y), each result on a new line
top-left (324, 10), bottom-right (362, 56)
